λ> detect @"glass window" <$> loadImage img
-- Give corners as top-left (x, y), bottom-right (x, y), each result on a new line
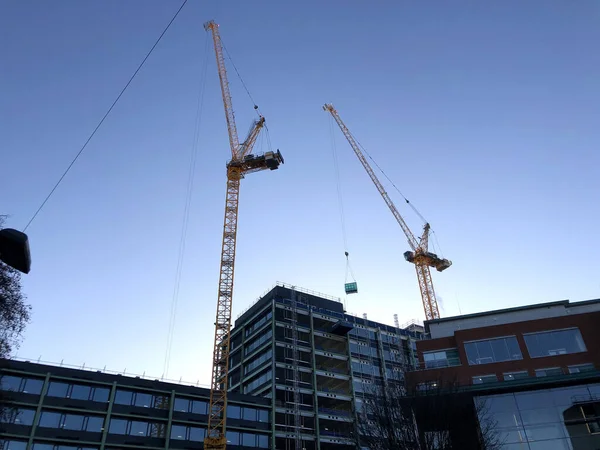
top-left (32, 445), bottom-right (53, 450)
top-left (243, 407), bottom-right (257, 421)
top-left (227, 405), bottom-right (241, 419)
top-left (226, 431), bottom-right (240, 445)
top-left (47, 381), bottom-right (69, 398)
top-left (109, 418), bottom-right (128, 435)
top-left (258, 409), bottom-right (269, 422)
top-left (243, 433), bottom-right (256, 446)
top-left (39, 411), bottom-right (62, 428)
top-left (472, 374), bottom-right (498, 385)
top-left (568, 363), bottom-right (595, 374)
top-left (92, 387), bottom-right (109, 402)
top-left (0, 375), bottom-right (22, 392)
top-left (515, 391), bottom-right (555, 410)
top-left (258, 434), bottom-right (269, 448)
top-left (189, 426), bottom-right (205, 442)
top-left (171, 424), bottom-right (186, 440)
top-left (129, 420), bottom-right (148, 436)
top-left (70, 384), bottom-right (91, 400)
top-left (2, 441), bottom-right (27, 450)
top-left (174, 397), bottom-right (189, 412)
top-left (7, 408), bottom-right (35, 426)
top-left (134, 392), bottom-right (152, 408)
top-left (524, 328), bottom-right (586, 358)
top-left (153, 395), bottom-right (169, 409)
top-left (114, 390), bottom-right (133, 405)
top-left (423, 348), bottom-right (460, 368)
top-left (191, 400), bottom-right (207, 415)
top-left (86, 416), bottom-right (104, 432)
top-left (21, 378), bottom-right (44, 395)
top-left (535, 367), bottom-right (563, 377)
top-left (465, 336), bottom-right (522, 365)
top-left (504, 371), bottom-right (529, 381)
top-left (62, 414), bottom-right (85, 430)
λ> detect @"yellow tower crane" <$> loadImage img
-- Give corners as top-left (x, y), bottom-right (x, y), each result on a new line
top-left (323, 103), bottom-right (450, 321)
top-left (204, 21), bottom-right (283, 450)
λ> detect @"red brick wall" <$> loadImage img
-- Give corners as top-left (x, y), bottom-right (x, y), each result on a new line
top-left (407, 310), bottom-right (600, 388)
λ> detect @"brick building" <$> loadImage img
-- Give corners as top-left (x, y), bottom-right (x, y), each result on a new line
top-left (406, 298), bottom-right (600, 450)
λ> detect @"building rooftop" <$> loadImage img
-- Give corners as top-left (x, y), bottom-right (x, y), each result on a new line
top-left (425, 298), bottom-right (600, 339)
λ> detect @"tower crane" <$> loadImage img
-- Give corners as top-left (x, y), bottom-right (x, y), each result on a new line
top-left (204, 21), bottom-right (283, 450)
top-left (323, 103), bottom-right (450, 321)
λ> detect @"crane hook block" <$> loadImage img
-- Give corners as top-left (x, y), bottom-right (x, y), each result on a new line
top-left (345, 251), bottom-right (349, 257)
top-left (345, 282), bottom-right (358, 295)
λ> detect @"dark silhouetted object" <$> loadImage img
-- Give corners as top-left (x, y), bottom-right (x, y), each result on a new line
top-left (0, 228), bottom-right (31, 274)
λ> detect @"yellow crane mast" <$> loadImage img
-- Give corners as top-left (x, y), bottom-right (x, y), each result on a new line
top-left (323, 103), bottom-right (450, 321)
top-left (204, 21), bottom-right (283, 450)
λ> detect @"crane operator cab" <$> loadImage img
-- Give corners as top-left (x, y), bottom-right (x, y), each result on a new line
top-left (404, 250), bottom-right (452, 272)
top-left (265, 149), bottom-right (284, 170)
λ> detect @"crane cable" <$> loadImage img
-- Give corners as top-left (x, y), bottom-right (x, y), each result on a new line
top-left (346, 128), bottom-right (446, 256)
top-left (328, 115), bottom-right (356, 285)
top-left (23, 0), bottom-right (190, 232)
top-left (221, 39), bottom-right (273, 153)
top-left (162, 33), bottom-right (210, 379)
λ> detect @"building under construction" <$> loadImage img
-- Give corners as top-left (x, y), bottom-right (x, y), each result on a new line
top-left (227, 283), bottom-right (424, 450)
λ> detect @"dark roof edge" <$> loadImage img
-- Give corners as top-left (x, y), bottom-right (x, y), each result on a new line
top-left (425, 298), bottom-right (600, 327)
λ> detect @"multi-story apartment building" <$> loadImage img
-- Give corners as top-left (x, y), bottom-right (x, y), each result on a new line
top-left (406, 298), bottom-right (600, 450)
top-left (227, 283), bottom-right (424, 450)
top-left (0, 359), bottom-right (271, 450)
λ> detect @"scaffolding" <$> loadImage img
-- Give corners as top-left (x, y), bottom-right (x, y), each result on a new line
top-left (290, 286), bottom-right (302, 450)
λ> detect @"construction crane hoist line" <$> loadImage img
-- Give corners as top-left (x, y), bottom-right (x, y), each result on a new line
top-left (323, 103), bottom-right (451, 321)
top-left (203, 20), bottom-right (283, 450)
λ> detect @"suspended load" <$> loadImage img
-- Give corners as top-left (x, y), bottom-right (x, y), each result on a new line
top-left (344, 251), bottom-right (358, 294)
top-left (345, 282), bottom-right (358, 295)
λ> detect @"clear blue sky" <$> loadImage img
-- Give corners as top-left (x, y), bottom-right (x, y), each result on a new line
top-left (1, 1), bottom-right (598, 385)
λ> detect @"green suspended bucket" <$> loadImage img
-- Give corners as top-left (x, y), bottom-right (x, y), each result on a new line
top-left (345, 282), bottom-right (358, 294)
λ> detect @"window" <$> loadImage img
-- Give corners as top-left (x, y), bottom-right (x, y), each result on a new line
top-left (39, 411), bottom-right (62, 428)
top-left (86, 416), bottom-right (104, 432)
top-left (569, 363), bottom-right (595, 374)
top-left (109, 419), bottom-right (128, 435)
top-left (191, 400), bottom-right (207, 414)
top-left (257, 434), bottom-right (269, 448)
top-left (227, 405), bottom-right (241, 419)
top-left (1, 440), bottom-right (27, 450)
top-left (524, 328), bottom-right (586, 358)
top-left (472, 374), bottom-right (498, 385)
top-left (32, 445), bottom-right (53, 450)
top-left (258, 409), bottom-right (269, 422)
top-left (242, 370), bottom-right (272, 394)
top-left (244, 349), bottom-right (272, 375)
top-left (226, 431), bottom-right (240, 445)
top-left (174, 397), bottom-right (189, 412)
top-left (92, 387), bottom-right (110, 402)
top-left (535, 367), bottom-right (563, 377)
top-left (504, 371), bottom-right (529, 381)
top-left (245, 330), bottom-right (272, 356)
top-left (62, 414), bottom-right (85, 430)
top-left (464, 336), bottom-right (522, 365)
top-left (133, 392), bottom-right (152, 408)
top-left (114, 390), bottom-right (133, 405)
top-left (2, 408), bottom-right (36, 426)
top-left (169, 424), bottom-right (206, 441)
top-left (423, 348), bottom-right (460, 368)
top-left (0, 375), bottom-right (23, 392)
top-left (188, 426), bottom-right (205, 441)
top-left (70, 384), bottom-right (91, 400)
top-left (129, 420), bottom-right (148, 436)
top-left (170, 424), bottom-right (186, 440)
top-left (47, 382), bottom-right (69, 398)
